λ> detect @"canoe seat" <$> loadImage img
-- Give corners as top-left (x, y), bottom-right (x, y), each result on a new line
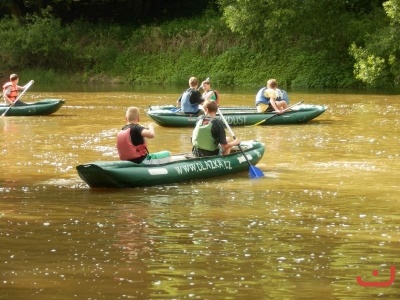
top-left (142, 151), bottom-right (172, 165)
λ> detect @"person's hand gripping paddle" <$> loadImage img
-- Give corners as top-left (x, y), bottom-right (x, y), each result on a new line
top-left (218, 108), bottom-right (264, 179)
top-left (2, 80), bottom-right (34, 117)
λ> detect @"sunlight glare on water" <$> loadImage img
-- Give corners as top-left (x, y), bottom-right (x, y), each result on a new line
top-left (0, 87), bottom-right (400, 299)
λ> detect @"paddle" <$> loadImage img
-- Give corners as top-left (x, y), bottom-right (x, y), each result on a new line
top-left (247, 100), bottom-right (304, 127)
top-left (217, 108), bottom-right (264, 179)
top-left (2, 80), bottom-right (34, 117)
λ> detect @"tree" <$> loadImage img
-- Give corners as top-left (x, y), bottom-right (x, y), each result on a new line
top-left (217, 0), bottom-right (355, 86)
top-left (217, 0), bottom-right (390, 87)
top-left (218, 0), bottom-right (383, 51)
top-left (350, 0), bottom-right (400, 85)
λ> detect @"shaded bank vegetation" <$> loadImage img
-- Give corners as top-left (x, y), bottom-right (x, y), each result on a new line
top-left (0, 9), bottom-right (242, 86)
top-left (0, 0), bottom-right (399, 89)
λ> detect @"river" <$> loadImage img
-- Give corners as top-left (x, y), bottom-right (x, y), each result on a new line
top-left (0, 86), bottom-right (399, 299)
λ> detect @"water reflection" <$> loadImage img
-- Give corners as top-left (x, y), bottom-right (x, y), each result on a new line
top-left (1, 89), bottom-right (400, 299)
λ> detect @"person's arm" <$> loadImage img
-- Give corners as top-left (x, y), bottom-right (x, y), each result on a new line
top-left (141, 123), bottom-right (155, 139)
top-left (266, 89), bottom-right (282, 113)
top-left (213, 120), bottom-right (240, 155)
top-left (176, 95), bottom-right (182, 106)
top-left (190, 90), bottom-right (204, 105)
top-left (220, 137), bottom-right (241, 155)
top-left (269, 97), bottom-right (279, 111)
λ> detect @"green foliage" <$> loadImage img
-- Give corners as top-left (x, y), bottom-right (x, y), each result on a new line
top-left (349, 0), bottom-right (400, 86)
top-left (384, 0), bottom-right (400, 24)
top-left (284, 51), bottom-right (358, 88)
top-left (350, 43), bottom-right (386, 85)
top-left (0, 1), bottom-right (398, 88)
top-left (22, 9), bottom-right (67, 68)
top-left (0, 17), bottom-right (21, 71)
top-left (217, 0), bottom-right (395, 87)
top-left (0, 8), bottom-right (79, 73)
top-left (219, 0), bottom-right (296, 39)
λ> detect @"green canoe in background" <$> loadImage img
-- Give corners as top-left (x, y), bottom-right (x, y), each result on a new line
top-left (147, 103), bottom-right (326, 127)
top-left (76, 140), bottom-right (265, 188)
top-left (0, 99), bottom-right (65, 116)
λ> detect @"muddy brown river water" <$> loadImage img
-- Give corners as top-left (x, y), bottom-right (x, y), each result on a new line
top-left (1, 87), bottom-right (399, 299)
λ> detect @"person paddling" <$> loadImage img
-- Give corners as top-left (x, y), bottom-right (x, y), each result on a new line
top-left (192, 100), bottom-right (240, 157)
top-left (3, 74), bottom-right (33, 106)
top-left (255, 78), bottom-right (288, 114)
top-left (177, 77), bottom-right (204, 114)
top-left (117, 106), bottom-right (171, 164)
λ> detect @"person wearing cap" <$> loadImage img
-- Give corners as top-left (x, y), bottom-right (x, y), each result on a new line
top-left (2, 74), bottom-right (31, 106)
top-left (255, 78), bottom-right (288, 114)
top-left (176, 77), bottom-right (204, 114)
top-left (201, 79), bottom-right (219, 104)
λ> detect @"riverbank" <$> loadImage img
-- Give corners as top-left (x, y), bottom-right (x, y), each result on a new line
top-left (0, 10), bottom-right (375, 89)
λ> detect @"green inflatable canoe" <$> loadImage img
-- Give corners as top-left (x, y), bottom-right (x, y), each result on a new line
top-left (76, 140), bottom-right (265, 188)
top-left (0, 99), bottom-right (65, 116)
top-left (147, 103), bottom-right (326, 127)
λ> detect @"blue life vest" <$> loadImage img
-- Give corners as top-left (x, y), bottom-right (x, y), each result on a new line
top-left (255, 87), bottom-right (270, 106)
top-left (181, 88), bottom-right (199, 113)
top-left (277, 89), bottom-right (289, 103)
top-left (255, 87), bottom-right (289, 105)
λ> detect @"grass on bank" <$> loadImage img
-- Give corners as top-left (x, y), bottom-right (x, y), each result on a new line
top-left (0, 9), bottom-right (368, 88)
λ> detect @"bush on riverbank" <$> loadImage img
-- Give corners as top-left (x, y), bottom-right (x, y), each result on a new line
top-left (0, 9), bottom-right (362, 88)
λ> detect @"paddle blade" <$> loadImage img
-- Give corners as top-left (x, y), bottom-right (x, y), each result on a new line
top-left (249, 165), bottom-right (264, 179)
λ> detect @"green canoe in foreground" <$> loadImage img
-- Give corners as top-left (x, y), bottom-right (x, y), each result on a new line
top-left (147, 103), bottom-right (326, 127)
top-left (76, 140), bottom-right (265, 188)
top-left (0, 99), bottom-right (65, 116)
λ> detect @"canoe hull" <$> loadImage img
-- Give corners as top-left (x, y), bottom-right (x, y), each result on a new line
top-left (0, 99), bottom-right (65, 116)
top-left (76, 141), bottom-right (265, 188)
top-left (147, 104), bottom-right (326, 127)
